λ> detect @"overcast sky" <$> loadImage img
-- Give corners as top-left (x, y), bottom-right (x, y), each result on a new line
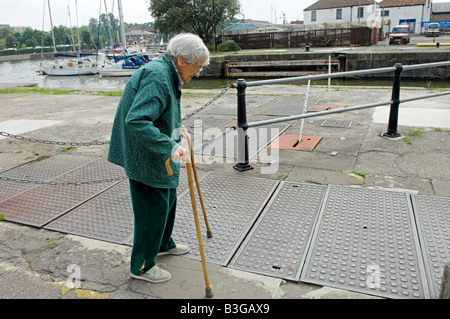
top-left (0, 0), bottom-right (447, 31)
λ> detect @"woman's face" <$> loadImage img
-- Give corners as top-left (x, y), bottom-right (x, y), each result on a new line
top-left (175, 55), bottom-right (207, 83)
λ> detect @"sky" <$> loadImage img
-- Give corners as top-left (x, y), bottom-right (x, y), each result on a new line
top-left (0, 0), bottom-right (448, 31)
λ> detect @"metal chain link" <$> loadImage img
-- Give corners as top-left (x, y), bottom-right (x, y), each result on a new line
top-left (0, 86), bottom-right (232, 185)
top-left (0, 132), bottom-right (110, 146)
top-left (182, 85), bottom-right (232, 121)
top-left (0, 86), bottom-right (232, 146)
top-left (0, 175), bottom-right (127, 186)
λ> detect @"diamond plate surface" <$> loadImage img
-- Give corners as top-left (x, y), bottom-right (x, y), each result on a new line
top-left (199, 96), bottom-right (274, 115)
top-left (0, 155), bottom-right (94, 203)
top-left (229, 182), bottom-right (327, 281)
top-left (321, 119), bottom-right (352, 128)
top-left (411, 195), bottom-right (450, 299)
top-left (47, 169), bottom-right (211, 245)
top-left (0, 152), bottom-right (35, 173)
top-left (44, 180), bottom-right (134, 244)
top-left (0, 158), bottom-right (124, 227)
top-left (158, 172), bottom-right (279, 266)
top-left (194, 123), bottom-right (289, 158)
top-left (301, 185), bottom-right (430, 299)
top-left (259, 97), bottom-right (320, 116)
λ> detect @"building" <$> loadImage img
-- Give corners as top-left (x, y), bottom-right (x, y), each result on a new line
top-left (303, 0), bottom-right (377, 29)
top-left (379, 0), bottom-right (432, 33)
top-left (431, 2), bottom-right (450, 21)
top-left (222, 19), bottom-right (281, 35)
top-left (125, 26), bottom-right (156, 45)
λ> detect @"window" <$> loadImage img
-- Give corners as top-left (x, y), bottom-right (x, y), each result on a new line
top-left (358, 7), bottom-right (364, 18)
top-left (381, 10), bottom-right (389, 17)
top-left (336, 8), bottom-right (342, 20)
top-left (311, 11), bottom-right (317, 21)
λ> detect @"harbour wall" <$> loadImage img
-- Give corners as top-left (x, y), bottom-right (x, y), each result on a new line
top-left (204, 51), bottom-right (450, 79)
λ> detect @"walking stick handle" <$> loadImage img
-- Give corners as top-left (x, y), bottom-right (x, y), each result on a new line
top-left (165, 157), bottom-right (173, 176)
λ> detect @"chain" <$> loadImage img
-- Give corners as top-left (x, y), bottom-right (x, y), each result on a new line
top-left (0, 132), bottom-right (109, 146)
top-left (0, 86), bottom-right (232, 146)
top-left (182, 86), bottom-right (232, 121)
top-left (0, 87), bottom-right (232, 185)
top-left (0, 175), bottom-right (127, 186)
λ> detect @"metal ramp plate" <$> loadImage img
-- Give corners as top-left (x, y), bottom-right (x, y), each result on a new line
top-left (0, 158), bottom-right (124, 227)
top-left (164, 172), bottom-right (279, 266)
top-left (44, 180), bottom-right (134, 244)
top-left (259, 97), bottom-right (320, 116)
top-left (411, 195), bottom-right (450, 299)
top-left (0, 155), bottom-right (94, 204)
top-left (229, 182), bottom-right (327, 281)
top-left (48, 169), bottom-right (210, 245)
top-left (300, 185), bottom-right (431, 299)
top-left (194, 123), bottom-right (289, 158)
top-left (199, 96), bottom-right (274, 115)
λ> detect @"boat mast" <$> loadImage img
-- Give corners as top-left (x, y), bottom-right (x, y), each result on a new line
top-left (75, 0), bottom-right (81, 54)
top-left (47, 0), bottom-right (57, 53)
top-left (117, 0), bottom-right (127, 51)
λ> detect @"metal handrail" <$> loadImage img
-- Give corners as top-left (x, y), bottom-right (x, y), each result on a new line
top-left (247, 90), bottom-right (450, 128)
top-left (231, 61), bottom-right (450, 172)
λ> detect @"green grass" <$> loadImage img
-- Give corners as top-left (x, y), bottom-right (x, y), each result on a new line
top-left (407, 130), bottom-right (422, 137)
top-left (0, 87), bottom-right (123, 96)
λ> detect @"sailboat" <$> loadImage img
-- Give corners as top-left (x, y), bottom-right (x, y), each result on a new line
top-left (97, 0), bottom-right (156, 77)
top-left (38, 0), bottom-right (98, 76)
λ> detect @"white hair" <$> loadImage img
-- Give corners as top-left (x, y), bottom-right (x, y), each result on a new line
top-left (167, 33), bottom-right (210, 66)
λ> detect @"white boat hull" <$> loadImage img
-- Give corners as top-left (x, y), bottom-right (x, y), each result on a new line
top-left (39, 59), bottom-right (98, 76)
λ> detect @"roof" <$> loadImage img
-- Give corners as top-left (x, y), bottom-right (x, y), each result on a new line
top-left (304, 0), bottom-right (374, 11)
top-left (432, 2), bottom-right (450, 13)
top-left (378, 0), bottom-right (427, 8)
top-left (125, 30), bottom-right (155, 36)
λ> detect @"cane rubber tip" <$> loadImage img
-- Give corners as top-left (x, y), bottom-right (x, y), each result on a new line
top-left (205, 288), bottom-right (214, 298)
top-left (207, 230), bottom-right (213, 238)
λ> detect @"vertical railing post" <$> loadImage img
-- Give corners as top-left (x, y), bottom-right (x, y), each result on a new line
top-left (384, 63), bottom-right (403, 138)
top-left (233, 79), bottom-right (254, 172)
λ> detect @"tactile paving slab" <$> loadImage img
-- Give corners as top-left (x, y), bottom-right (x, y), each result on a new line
top-left (0, 158), bottom-right (125, 227)
top-left (152, 172), bottom-right (279, 266)
top-left (259, 97), bottom-right (320, 116)
top-left (300, 185), bottom-right (431, 299)
top-left (0, 155), bottom-right (94, 203)
top-left (229, 182), bottom-right (327, 281)
top-left (194, 123), bottom-right (289, 159)
top-left (411, 195), bottom-right (450, 299)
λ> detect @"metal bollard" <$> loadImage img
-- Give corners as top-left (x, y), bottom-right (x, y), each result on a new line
top-left (383, 63), bottom-right (403, 138)
top-left (233, 79), bottom-right (254, 172)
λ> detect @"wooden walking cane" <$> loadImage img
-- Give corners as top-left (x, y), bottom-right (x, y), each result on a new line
top-left (165, 135), bottom-right (213, 298)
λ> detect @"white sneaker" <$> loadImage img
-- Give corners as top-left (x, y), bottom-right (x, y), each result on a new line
top-left (130, 265), bottom-right (171, 283)
top-left (157, 244), bottom-right (189, 256)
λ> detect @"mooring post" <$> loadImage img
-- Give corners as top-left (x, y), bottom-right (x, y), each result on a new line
top-left (383, 63), bottom-right (403, 138)
top-left (233, 79), bottom-right (254, 172)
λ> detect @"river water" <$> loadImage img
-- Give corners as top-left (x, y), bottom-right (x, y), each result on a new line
top-left (1, 59), bottom-right (449, 90)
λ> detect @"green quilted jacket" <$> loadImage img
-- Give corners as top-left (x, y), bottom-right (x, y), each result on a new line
top-left (108, 53), bottom-right (182, 188)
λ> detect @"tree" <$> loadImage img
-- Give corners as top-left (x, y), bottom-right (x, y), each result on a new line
top-left (5, 34), bottom-right (18, 48)
top-left (149, 0), bottom-right (240, 45)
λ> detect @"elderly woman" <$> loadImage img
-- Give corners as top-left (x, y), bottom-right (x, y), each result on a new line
top-left (108, 33), bottom-right (210, 283)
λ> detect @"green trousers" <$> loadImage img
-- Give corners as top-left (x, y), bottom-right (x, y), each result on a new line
top-left (129, 179), bottom-right (177, 276)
